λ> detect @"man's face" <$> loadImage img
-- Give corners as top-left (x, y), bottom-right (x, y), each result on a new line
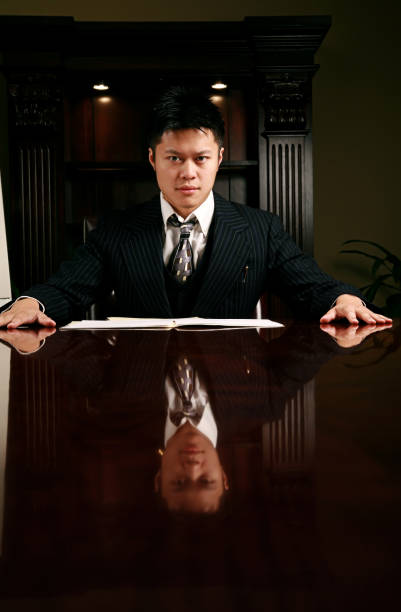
top-left (148, 128), bottom-right (224, 218)
top-left (155, 422), bottom-right (229, 513)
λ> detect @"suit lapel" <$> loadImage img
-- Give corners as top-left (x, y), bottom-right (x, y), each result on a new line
top-left (193, 193), bottom-right (251, 316)
top-left (120, 198), bottom-right (172, 317)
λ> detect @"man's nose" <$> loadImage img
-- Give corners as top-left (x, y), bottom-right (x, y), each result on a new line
top-left (179, 159), bottom-right (197, 179)
top-left (181, 456), bottom-right (202, 472)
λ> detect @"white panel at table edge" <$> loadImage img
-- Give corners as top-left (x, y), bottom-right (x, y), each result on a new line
top-left (0, 342), bottom-right (10, 557)
top-left (0, 172), bottom-right (12, 307)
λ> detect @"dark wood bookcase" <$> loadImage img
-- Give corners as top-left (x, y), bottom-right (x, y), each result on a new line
top-left (0, 15), bottom-right (330, 293)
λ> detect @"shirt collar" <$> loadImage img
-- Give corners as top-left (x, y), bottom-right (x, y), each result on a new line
top-left (160, 191), bottom-right (215, 237)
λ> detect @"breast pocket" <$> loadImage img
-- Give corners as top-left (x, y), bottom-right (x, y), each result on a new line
top-left (224, 264), bottom-right (262, 316)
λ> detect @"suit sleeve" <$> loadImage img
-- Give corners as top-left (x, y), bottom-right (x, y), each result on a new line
top-left (17, 222), bottom-right (114, 324)
top-left (265, 215), bottom-right (368, 318)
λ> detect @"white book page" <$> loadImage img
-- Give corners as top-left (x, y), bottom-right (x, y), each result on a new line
top-left (61, 317), bottom-right (283, 330)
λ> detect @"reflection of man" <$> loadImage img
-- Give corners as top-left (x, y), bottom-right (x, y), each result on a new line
top-left (155, 423), bottom-right (229, 514)
top-left (0, 87), bottom-right (392, 329)
top-left (0, 323), bottom-right (393, 516)
top-left (155, 348), bottom-right (230, 513)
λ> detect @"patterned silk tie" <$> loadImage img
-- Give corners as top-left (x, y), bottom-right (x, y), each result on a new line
top-left (167, 214), bottom-right (198, 284)
top-left (169, 356), bottom-right (203, 426)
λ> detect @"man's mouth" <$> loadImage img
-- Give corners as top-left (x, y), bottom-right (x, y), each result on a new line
top-left (177, 186), bottom-right (199, 194)
top-left (180, 446), bottom-right (204, 454)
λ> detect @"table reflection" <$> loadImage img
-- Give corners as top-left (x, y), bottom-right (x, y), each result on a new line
top-left (0, 322), bottom-right (399, 610)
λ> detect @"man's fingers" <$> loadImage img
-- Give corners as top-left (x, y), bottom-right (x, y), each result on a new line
top-left (342, 309), bottom-right (359, 325)
top-left (37, 312), bottom-right (56, 327)
top-left (0, 313), bottom-right (13, 328)
top-left (366, 311), bottom-right (392, 324)
top-left (352, 307), bottom-right (392, 325)
top-left (321, 302), bottom-right (393, 326)
top-left (6, 313), bottom-right (38, 328)
top-left (0, 310), bottom-right (56, 329)
top-left (319, 308), bottom-right (337, 323)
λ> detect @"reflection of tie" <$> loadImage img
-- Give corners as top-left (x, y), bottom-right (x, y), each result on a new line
top-left (169, 356), bottom-right (203, 426)
top-left (168, 214), bottom-right (198, 283)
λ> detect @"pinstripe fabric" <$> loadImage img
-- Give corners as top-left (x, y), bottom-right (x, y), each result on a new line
top-left (9, 192), bottom-right (365, 324)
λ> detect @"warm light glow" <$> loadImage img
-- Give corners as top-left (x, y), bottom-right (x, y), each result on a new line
top-left (210, 95), bottom-right (224, 105)
top-left (93, 82), bottom-right (109, 91)
top-left (211, 81), bottom-right (227, 90)
top-left (98, 96), bottom-right (111, 103)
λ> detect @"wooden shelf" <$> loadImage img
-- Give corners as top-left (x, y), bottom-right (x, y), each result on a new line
top-left (65, 160), bottom-right (259, 176)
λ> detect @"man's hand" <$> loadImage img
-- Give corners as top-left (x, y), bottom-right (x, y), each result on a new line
top-left (0, 327), bottom-right (56, 353)
top-left (320, 321), bottom-right (392, 348)
top-left (320, 294), bottom-right (392, 325)
top-left (0, 298), bottom-right (56, 329)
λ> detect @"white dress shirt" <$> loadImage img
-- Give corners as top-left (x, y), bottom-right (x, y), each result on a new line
top-left (160, 191), bottom-right (215, 268)
top-left (164, 371), bottom-right (218, 448)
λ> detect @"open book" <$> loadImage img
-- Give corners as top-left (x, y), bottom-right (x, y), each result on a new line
top-left (60, 316), bottom-right (284, 330)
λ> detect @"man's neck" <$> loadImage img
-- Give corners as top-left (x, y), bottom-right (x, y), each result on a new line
top-left (161, 190), bottom-right (213, 221)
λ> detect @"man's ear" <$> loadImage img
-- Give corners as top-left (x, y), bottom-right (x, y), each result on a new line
top-left (218, 147), bottom-right (224, 167)
top-left (222, 470), bottom-right (229, 491)
top-left (154, 470), bottom-right (161, 493)
top-left (148, 147), bottom-right (156, 170)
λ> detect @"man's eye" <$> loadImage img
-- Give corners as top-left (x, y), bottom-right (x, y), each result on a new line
top-left (168, 156), bottom-right (180, 162)
top-left (197, 156), bottom-right (208, 162)
top-left (172, 478), bottom-right (186, 486)
top-left (200, 478), bottom-right (216, 485)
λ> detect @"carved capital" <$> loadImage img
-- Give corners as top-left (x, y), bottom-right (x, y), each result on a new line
top-left (259, 72), bottom-right (312, 135)
top-left (8, 73), bottom-right (62, 130)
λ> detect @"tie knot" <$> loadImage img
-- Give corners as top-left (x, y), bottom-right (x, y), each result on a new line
top-left (168, 214), bottom-right (198, 232)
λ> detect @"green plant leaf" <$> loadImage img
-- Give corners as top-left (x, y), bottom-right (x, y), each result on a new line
top-left (371, 259), bottom-right (383, 277)
top-left (360, 275), bottom-right (392, 301)
top-left (385, 253), bottom-right (401, 266)
top-left (341, 239), bottom-right (401, 300)
top-left (392, 261), bottom-right (401, 285)
top-left (340, 249), bottom-right (385, 263)
top-left (342, 239), bottom-right (398, 259)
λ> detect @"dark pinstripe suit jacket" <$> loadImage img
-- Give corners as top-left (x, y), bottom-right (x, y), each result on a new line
top-left (17, 192), bottom-right (363, 324)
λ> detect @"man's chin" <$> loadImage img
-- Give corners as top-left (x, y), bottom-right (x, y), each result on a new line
top-left (170, 197), bottom-right (204, 215)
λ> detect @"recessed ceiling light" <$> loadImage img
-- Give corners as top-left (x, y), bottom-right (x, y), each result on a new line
top-left (93, 82), bottom-right (109, 91)
top-left (211, 81), bottom-right (227, 90)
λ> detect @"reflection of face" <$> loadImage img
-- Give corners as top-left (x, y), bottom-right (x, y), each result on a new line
top-left (155, 422), bottom-right (229, 513)
top-left (148, 128), bottom-right (223, 218)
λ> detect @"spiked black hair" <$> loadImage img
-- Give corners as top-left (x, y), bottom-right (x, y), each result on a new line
top-left (149, 85), bottom-right (225, 150)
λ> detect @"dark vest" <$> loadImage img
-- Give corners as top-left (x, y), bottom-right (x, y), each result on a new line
top-left (164, 225), bottom-right (214, 318)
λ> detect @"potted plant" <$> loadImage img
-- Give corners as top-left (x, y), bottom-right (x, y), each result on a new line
top-left (340, 240), bottom-right (401, 316)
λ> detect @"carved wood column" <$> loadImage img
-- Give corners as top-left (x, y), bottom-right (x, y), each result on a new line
top-left (245, 16), bottom-right (330, 255)
top-left (258, 70), bottom-right (316, 256)
top-left (7, 73), bottom-right (63, 292)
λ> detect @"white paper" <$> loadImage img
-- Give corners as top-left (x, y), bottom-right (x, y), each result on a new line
top-left (60, 316), bottom-right (284, 330)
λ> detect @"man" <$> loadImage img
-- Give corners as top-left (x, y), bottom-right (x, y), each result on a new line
top-left (0, 87), bottom-right (392, 328)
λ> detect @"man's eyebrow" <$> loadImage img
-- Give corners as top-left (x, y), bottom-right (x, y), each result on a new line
top-left (164, 149), bottom-right (213, 155)
top-left (168, 482), bottom-right (219, 492)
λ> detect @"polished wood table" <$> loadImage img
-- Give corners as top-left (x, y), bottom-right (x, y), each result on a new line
top-left (0, 321), bottom-right (400, 611)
